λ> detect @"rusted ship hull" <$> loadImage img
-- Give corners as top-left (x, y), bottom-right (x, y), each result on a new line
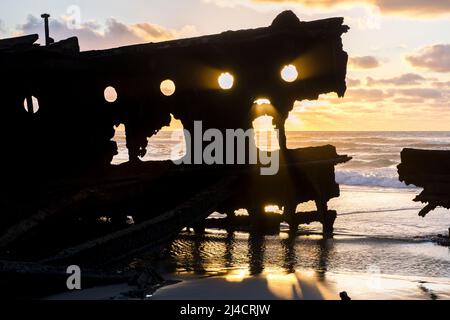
top-left (0, 11), bottom-right (350, 270)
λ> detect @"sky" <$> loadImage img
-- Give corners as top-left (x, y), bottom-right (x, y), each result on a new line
top-left (1, 0), bottom-right (449, 131)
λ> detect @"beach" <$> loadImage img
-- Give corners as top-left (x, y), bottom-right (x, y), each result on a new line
top-left (146, 186), bottom-right (450, 300)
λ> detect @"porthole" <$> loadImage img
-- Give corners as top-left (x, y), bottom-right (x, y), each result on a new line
top-left (104, 86), bottom-right (118, 103)
top-left (218, 72), bottom-right (234, 90)
top-left (23, 96), bottom-right (39, 113)
top-left (160, 79), bottom-right (176, 96)
top-left (281, 64), bottom-right (298, 82)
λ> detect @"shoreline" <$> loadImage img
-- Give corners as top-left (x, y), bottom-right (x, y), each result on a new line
top-left (46, 267), bottom-right (450, 300)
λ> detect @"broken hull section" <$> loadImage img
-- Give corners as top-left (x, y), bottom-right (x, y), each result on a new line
top-left (0, 12), bottom-right (350, 281)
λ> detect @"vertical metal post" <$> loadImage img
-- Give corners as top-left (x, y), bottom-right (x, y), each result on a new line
top-left (41, 13), bottom-right (51, 46)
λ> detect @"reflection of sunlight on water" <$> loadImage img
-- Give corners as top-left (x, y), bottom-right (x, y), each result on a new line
top-left (149, 218), bottom-right (450, 300)
top-left (173, 267), bottom-right (337, 300)
top-left (325, 271), bottom-right (450, 300)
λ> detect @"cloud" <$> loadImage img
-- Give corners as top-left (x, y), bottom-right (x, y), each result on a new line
top-left (349, 56), bottom-right (380, 69)
top-left (17, 14), bottom-right (197, 51)
top-left (359, 87), bottom-right (441, 100)
top-left (346, 78), bottom-right (361, 87)
top-left (333, 82), bottom-right (444, 104)
top-left (392, 97), bottom-right (424, 104)
top-left (345, 88), bottom-right (391, 101)
top-left (366, 73), bottom-right (427, 86)
top-left (393, 88), bottom-right (443, 99)
top-left (207, 0), bottom-right (450, 17)
top-left (375, 0), bottom-right (450, 16)
top-left (432, 80), bottom-right (450, 88)
top-left (0, 19), bottom-right (5, 35)
top-left (287, 87), bottom-right (450, 131)
top-left (406, 44), bottom-right (450, 73)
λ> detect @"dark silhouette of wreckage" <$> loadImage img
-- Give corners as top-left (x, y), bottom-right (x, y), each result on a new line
top-left (0, 11), bottom-right (351, 270)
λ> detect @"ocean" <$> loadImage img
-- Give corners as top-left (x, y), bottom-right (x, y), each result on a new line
top-left (110, 130), bottom-right (450, 299)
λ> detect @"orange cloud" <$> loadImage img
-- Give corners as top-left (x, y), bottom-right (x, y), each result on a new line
top-left (345, 88), bottom-right (390, 101)
top-left (212, 0), bottom-right (450, 17)
top-left (287, 90), bottom-right (450, 131)
top-left (432, 80), bottom-right (450, 88)
top-left (366, 73), bottom-right (428, 86)
top-left (346, 78), bottom-right (362, 86)
top-left (349, 56), bottom-right (380, 69)
top-left (296, 72), bottom-right (450, 129)
top-left (406, 44), bottom-right (450, 73)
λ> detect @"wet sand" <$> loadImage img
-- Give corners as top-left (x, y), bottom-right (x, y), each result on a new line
top-left (46, 186), bottom-right (450, 300)
top-left (47, 268), bottom-right (450, 300)
top-left (150, 270), bottom-right (450, 300)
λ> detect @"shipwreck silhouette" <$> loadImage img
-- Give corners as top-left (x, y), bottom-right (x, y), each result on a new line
top-left (0, 11), bottom-right (352, 289)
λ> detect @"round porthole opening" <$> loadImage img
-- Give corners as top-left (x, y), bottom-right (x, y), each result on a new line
top-left (218, 72), bottom-right (234, 90)
top-left (160, 79), bottom-right (176, 96)
top-left (104, 86), bottom-right (118, 103)
top-left (281, 64), bottom-right (298, 82)
top-left (23, 96), bottom-right (39, 113)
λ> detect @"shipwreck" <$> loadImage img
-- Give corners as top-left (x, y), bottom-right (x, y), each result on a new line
top-left (0, 11), bottom-right (350, 295)
top-left (398, 148), bottom-right (450, 245)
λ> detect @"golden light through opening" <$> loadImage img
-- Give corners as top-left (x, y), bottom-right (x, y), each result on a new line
top-left (254, 98), bottom-right (271, 105)
top-left (281, 64), bottom-right (298, 82)
top-left (218, 72), bottom-right (234, 90)
top-left (160, 79), bottom-right (176, 96)
top-left (104, 86), bottom-right (118, 103)
top-left (234, 209), bottom-right (249, 217)
top-left (252, 115), bottom-right (280, 151)
top-left (265, 205), bottom-right (283, 215)
top-left (23, 96), bottom-right (39, 113)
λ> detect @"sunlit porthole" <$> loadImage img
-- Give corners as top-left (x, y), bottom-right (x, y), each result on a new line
top-left (104, 86), bottom-right (118, 103)
top-left (23, 96), bottom-right (39, 113)
top-left (160, 79), bottom-right (176, 96)
top-left (281, 64), bottom-right (298, 82)
top-left (218, 72), bottom-right (234, 90)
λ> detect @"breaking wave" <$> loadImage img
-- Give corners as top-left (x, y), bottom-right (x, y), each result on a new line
top-left (335, 169), bottom-right (413, 189)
